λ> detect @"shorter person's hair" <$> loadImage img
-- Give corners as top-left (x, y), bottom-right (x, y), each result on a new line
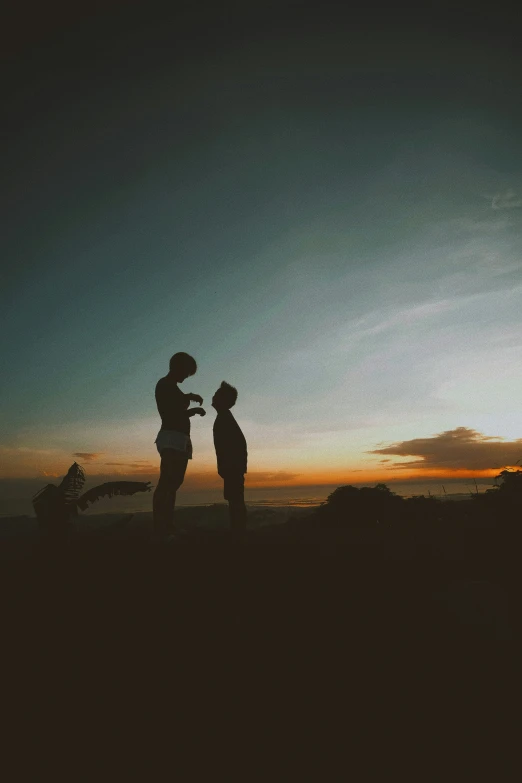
top-left (218, 381), bottom-right (238, 408)
top-left (169, 352), bottom-right (197, 376)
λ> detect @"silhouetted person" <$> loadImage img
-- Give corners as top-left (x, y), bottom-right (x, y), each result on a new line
top-left (153, 352), bottom-right (205, 538)
top-left (212, 382), bottom-right (248, 536)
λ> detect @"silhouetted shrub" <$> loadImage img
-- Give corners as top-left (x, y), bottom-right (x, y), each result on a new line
top-left (471, 469), bottom-right (522, 524)
top-left (32, 462), bottom-right (152, 541)
top-left (404, 494), bottom-right (442, 523)
top-left (492, 469), bottom-right (522, 498)
top-left (314, 483), bottom-right (404, 527)
top-left (32, 483), bottom-right (71, 540)
top-left (307, 482), bottom-right (497, 532)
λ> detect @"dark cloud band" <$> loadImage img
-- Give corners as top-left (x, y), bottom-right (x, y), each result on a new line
top-left (369, 427), bottom-right (522, 471)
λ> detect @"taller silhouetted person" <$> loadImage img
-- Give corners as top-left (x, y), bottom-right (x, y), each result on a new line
top-left (212, 382), bottom-right (248, 536)
top-left (153, 353), bottom-right (205, 539)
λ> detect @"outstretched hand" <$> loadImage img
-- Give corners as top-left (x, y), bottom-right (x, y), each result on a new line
top-left (190, 394), bottom-right (203, 405)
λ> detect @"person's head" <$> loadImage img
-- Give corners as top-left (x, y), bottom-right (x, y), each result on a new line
top-left (169, 352), bottom-right (197, 382)
top-left (212, 381), bottom-right (238, 411)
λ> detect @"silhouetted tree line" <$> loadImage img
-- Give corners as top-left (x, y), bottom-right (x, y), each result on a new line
top-left (31, 463), bottom-right (522, 545)
top-left (302, 470), bottom-right (522, 529)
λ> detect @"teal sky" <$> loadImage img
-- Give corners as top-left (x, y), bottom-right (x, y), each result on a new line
top-left (2, 5), bottom-right (522, 497)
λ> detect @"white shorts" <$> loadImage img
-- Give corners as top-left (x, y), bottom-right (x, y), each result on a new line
top-left (155, 430), bottom-right (193, 459)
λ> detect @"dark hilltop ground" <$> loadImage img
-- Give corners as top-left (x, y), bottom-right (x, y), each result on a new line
top-left (2, 482), bottom-right (520, 768)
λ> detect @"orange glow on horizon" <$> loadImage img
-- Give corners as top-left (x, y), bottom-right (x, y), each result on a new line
top-left (241, 467), bottom-right (502, 487)
top-left (71, 465), bottom-right (503, 488)
top-left (3, 459), bottom-right (511, 486)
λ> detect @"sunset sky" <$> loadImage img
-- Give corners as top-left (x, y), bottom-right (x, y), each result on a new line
top-left (2, 3), bottom-right (522, 509)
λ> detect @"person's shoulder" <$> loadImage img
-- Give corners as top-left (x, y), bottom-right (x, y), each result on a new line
top-left (157, 375), bottom-right (179, 391)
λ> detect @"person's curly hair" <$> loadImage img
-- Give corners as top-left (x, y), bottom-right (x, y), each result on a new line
top-left (217, 381), bottom-right (238, 408)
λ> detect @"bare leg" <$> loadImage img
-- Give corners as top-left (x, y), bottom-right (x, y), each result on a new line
top-left (152, 487), bottom-right (177, 535)
top-left (152, 449), bottom-right (188, 536)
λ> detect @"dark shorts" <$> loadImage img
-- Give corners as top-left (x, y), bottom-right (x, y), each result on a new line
top-left (222, 473), bottom-right (245, 502)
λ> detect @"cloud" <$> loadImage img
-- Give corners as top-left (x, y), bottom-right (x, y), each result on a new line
top-left (490, 190), bottom-right (522, 211)
top-left (104, 461), bottom-right (151, 466)
top-left (0, 445), bottom-right (68, 479)
top-left (103, 461), bottom-right (158, 474)
top-left (0, 445), bottom-right (55, 456)
top-left (127, 465), bottom-right (159, 475)
top-left (452, 217), bottom-right (509, 233)
top-left (246, 471), bottom-right (301, 484)
top-left (352, 300), bottom-right (457, 339)
top-left (73, 452), bottom-right (102, 461)
top-left (369, 427), bottom-right (522, 471)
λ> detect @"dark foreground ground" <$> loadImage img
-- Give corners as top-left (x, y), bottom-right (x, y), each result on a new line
top-left (1, 511), bottom-right (519, 775)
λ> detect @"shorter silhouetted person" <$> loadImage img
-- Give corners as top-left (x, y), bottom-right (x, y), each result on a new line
top-left (153, 352), bottom-right (205, 538)
top-left (212, 382), bottom-right (248, 536)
